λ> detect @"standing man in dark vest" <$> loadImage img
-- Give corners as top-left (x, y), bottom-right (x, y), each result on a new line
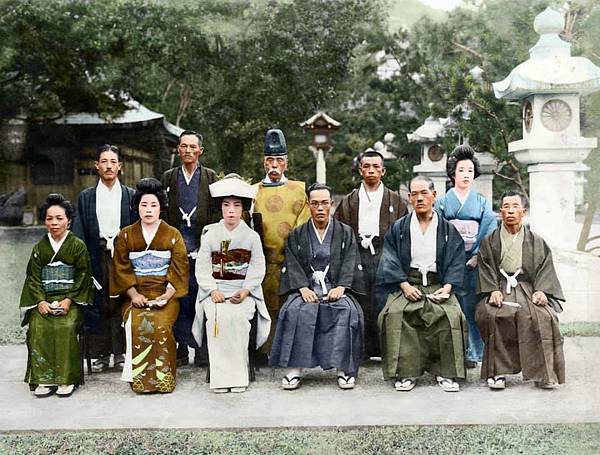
top-left (161, 130), bottom-right (218, 366)
top-left (72, 144), bottom-right (137, 372)
top-left (335, 150), bottom-right (407, 359)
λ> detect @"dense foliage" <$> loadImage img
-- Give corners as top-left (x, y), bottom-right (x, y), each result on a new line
top-left (1, 0), bottom-right (598, 197)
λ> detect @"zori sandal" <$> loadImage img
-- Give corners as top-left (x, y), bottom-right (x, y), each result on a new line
top-left (282, 374), bottom-right (302, 390)
top-left (487, 376), bottom-right (506, 390)
top-left (337, 375), bottom-right (355, 390)
top-left (437, 376), bottom-right (460, 392)
top-left (394, 377), bottom-right (416, 391)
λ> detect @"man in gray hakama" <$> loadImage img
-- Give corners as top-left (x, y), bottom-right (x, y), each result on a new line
top-left (476, 190), bottom-right (565, 390)
top-left (376, 176), bottom-right (467, 392)
top-left (269, 183), bottom-right (364, 390)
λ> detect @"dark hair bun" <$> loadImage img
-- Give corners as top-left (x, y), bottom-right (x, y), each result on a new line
top-left (40, 192), bottom-right (74, 222)
top-left (45, 193), bottom-right (66, 206)
top-left (136, 177), bottom-right (163, 193)
top-left (446, 144), bottom-right (481, 180)
top-left (132, 177), bottom-right (168, 213)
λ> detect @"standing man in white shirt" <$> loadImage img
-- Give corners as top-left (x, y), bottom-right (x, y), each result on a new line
top-left (72, 144), bottom-right (138, 372)
top-left (161, 130), bottom-right (218, 366)
top-left (335, 150), bottom-right (406, 359)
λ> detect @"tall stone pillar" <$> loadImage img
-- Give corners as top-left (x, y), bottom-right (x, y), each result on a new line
top-left (472, 151), bottom-right (497, 204)
top-left (493, 7), bottom-right (600, 249)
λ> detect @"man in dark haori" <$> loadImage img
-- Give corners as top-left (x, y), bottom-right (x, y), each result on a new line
top-left (161, 130), bottom-right (218, 366)
top-left (376, 175), bottom-right (467, 392)
top-left (269, 183), bottom-right (365, 390)
top-left (335, 150), bottom-right (407, 358)
top-left (476, 190), bottom-right (565, 390)
top-left (72, 144), bottom-right (137, 372)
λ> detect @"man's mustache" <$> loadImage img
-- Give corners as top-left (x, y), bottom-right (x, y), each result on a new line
top-left (268, 169), bottom-right (282, 175)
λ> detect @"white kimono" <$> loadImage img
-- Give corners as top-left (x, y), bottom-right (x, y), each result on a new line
top-left (192, 220), bottom-right (270, 389)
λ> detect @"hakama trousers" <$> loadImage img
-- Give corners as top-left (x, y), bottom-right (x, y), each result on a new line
top-left (475, 281), bottom-right (565, 384)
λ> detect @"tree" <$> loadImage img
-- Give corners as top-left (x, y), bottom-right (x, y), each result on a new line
top-left (328, 0), bottom-right (600, 202)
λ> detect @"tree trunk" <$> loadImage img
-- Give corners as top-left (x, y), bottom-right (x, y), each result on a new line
top-left (577, 198), bottom-right (599, 252)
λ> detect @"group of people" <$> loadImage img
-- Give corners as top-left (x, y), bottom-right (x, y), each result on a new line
top-left (19, 128), bottom-right (566, 399)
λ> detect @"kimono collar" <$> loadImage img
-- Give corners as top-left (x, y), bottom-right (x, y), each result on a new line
top-left (261, 174), bottom-right (288, 187)
top-left (359, 181), bottom-right (383, 204)
top-left (219, 218), bottom-right (247, 236)
top-left (47, 231), bottom-right (69, 255)
top-left (141, 220), bottom-right (162, 248)
top-left (97, 178), bottom-right (121, 194)
top-left (450, 187), bottom-right (471, 206)
top-left (310, 218), bottom-right (332, 244)
top-left (181, 164), bottom-right (199, 185)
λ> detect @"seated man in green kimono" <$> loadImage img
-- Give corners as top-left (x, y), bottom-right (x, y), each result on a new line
top-left (376, 175), bottom-right (467, 392)
top-left (476, 190), bottom-right (565, 390)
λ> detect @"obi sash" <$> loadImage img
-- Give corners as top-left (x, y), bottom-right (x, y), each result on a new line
top-left (449, 219), bottom-right (479, 252)
top-left (41, 261), bottom-right (75, 292)
top-left (211, 243), bottom-right (251, 280)
top-left (129, 250), bottom-right (171, 277)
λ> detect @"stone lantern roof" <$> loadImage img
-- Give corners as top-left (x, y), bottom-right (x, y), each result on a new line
top-left (406, 116), bottom-right (446, 143)
top-left (493, 7), bottom-right (600, 99)
top-left (300, 111), bottom-right (341, 129)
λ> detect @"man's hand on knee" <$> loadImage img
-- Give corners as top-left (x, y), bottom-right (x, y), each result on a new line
top-left (532, 290), bottom-right (548, 306)
top-left (300, 287), bottom-right (319, 303)
top-left (488, 290), bottom-right (504, 307)
top-left (429, 284), bottom-right (452, 304)
top-left (326, 286), bottom-right (345, 302)
top-left (400, 282), bottom-right (422, 302)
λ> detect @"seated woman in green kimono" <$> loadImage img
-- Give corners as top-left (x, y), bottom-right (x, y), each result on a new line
top-left (20, 193), bottom-right (94, 398)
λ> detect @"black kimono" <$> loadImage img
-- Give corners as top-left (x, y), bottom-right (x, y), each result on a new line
top-left (269, 218), bottom-right (365, 377)
top-left (335, 184), bottom-right (407, 357)
top-left (71, 182), bottom-right (137, 358)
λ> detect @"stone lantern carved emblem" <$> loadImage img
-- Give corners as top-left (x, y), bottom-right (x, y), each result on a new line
top-left (427, 144), bottom-right (443, 162)
top-left (541, 99), bottom-right (572, 132)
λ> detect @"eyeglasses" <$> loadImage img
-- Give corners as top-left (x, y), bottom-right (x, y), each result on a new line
top-left (179, 144), bottom-right (200, 150)
top-left (309, 200), bottom-right (331, 208)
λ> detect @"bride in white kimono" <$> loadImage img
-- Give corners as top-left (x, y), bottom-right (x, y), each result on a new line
top-left (192, 176), bottom-right (270, 393)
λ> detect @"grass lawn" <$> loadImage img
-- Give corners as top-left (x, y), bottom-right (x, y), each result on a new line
top-left (1, 424), bottom-right (599, 454)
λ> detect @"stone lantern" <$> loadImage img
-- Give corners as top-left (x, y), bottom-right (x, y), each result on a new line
top-left (408, 116), bottom-right (447, 196)
top-left (373, 133), bottom-right (398, 160)
top-left (300, 111), bottom-right (341, 183)
top-left (493, 6), bottom-right (600, 248)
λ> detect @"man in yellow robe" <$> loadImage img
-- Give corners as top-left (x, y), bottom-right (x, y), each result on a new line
top-left (253, 129), bottom-right (310, 352)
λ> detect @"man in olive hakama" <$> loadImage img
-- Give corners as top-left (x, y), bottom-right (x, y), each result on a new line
top-left (376, 176), bottom-right (467, 392)
top-left (476, 191), bottom-right (565, 390)
top-left (253, 129), bottom-right (310, 352)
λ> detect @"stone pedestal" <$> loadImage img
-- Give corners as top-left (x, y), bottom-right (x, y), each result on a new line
top-left (510, 139), bottom-right (596, 249)
top-left (473, 151), bottom-right (497, 204)
top-left (412, 162), bottom-right (447, 196)
top-left (527, 162), bottom-right (579, 248)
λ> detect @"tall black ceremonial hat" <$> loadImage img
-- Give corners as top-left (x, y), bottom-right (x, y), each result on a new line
top-left (264, 129), bottom-right (287, 156)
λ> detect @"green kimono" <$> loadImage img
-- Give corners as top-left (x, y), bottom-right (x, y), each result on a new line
top-left (20, 232), bottom-right (94, 386)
